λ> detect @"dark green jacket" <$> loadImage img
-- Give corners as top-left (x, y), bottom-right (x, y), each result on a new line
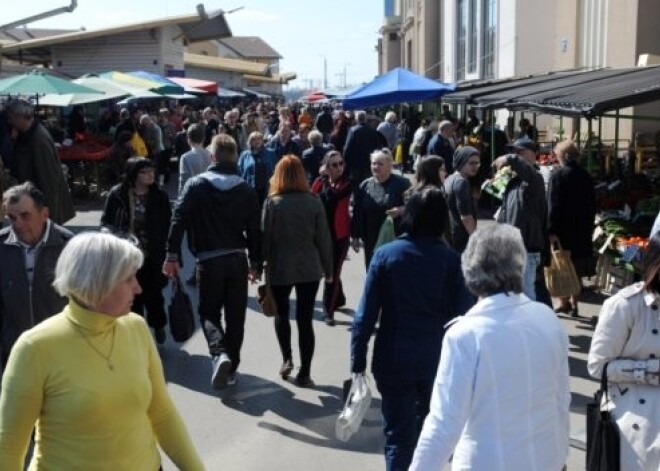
top-left (262, 192), bottom-right (333, 285)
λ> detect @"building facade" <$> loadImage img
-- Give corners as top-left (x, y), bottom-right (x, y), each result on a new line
top-left (378, 0), bottom-right (660, 140)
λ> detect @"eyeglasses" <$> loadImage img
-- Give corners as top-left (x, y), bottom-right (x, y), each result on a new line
top-left (329, 161), bottom-right (344, 168)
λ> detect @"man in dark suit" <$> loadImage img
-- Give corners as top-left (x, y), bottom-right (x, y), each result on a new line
top-left (343, 110), bottom-right (385, 184)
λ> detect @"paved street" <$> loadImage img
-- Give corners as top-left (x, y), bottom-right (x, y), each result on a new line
top-left (66, 195), bottom-right (601, 471)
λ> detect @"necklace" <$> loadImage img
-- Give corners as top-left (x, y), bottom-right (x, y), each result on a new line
top-left (69, 320), bottom-right (116, 372)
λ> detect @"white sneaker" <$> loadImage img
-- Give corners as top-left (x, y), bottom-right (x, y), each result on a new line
top-left (211, 353), bottom-right (232, 390)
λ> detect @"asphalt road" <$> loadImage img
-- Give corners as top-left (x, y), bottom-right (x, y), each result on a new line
top-left (65, 187), bottom-right (600, 471)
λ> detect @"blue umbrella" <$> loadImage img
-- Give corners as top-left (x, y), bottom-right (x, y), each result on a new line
top-left (342, 67), bottom-right (455, 109)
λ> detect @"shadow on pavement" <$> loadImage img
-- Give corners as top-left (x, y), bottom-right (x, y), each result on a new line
top-left (162, 351), bottom-right (215, 396)
top-left (220, 373), bottom-right (384, 454)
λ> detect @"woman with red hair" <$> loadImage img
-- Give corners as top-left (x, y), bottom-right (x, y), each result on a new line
top-left (262, 155), bottom-right (333, 386)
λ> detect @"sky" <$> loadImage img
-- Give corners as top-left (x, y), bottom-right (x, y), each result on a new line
top-left (3, 1), bottom-right (383, 90)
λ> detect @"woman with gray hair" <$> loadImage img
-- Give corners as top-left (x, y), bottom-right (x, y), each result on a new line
top-left (0, 232), bottom-right (204, 470)
top-left (410, 224), bottom-right (570, 471)
top-left (350, 148), bottom-right (411, 268)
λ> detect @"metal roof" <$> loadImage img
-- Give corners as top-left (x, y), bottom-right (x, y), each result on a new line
top-left (243, 72), bottom-right (296, 84)
top-left (442, 69), bottom-right (592, 105)
top-left (509, 65), bottom-right (660, 117)
top-left (218, 36), bottom-right (282, 59)
top-left (1, 10), bottom-right (231, 62)
top-left (184, 53), bottom-right (269, 75)
top-left (472, 68), bottom-right (639, 110)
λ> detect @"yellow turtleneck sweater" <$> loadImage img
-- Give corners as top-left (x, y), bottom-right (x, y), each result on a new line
top-left (0, 301), bottom-right (204, 470)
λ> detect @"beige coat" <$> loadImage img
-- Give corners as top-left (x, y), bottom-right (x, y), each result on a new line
top-left (588, 282), bottom-right (660, 470)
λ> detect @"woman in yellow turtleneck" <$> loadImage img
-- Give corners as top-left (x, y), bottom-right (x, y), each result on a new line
top-left (0, 232), bottom-right (204, 471)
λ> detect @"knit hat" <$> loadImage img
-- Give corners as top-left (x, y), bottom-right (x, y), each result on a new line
top-left (453, 146), bottom-right (480, 171)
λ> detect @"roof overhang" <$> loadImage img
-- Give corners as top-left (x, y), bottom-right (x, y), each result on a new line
top-left (184, 52), bottom-right (268, 75)
top-left (243, 72), bottom-right (296, 84)
top-left (1, 8), bottom-right (231, 63)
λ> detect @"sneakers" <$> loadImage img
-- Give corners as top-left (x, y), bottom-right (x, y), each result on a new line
top-left (294, 374), bottom-right (315, 388)
top-left (279, 359), bottom-right (294, 379)
top-left (211, 353), bottom-right (232, 390)
top-left (154, 328), bottom-right (167, 345)
top-left (323, 315), bottom-right (336, 327)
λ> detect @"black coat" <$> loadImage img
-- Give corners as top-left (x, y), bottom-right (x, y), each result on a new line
top-left (547, 161), bottom-right (596, 258)
top-left (101, 183), bottom-right (171, 266)
top-left (343, 124), bottom-right (385, 183)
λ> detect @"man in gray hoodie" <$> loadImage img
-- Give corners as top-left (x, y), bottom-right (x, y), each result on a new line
top-left (164, 134), bottom-right (261, 390)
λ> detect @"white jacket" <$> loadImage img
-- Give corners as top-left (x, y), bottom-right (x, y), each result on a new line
top-left (410, 293), bottom-right (570, 471)
top-left (588, 282), bottom-right (660, 471)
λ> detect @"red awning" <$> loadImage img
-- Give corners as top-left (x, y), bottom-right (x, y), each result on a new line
top-left (169, 77), bottom-right (217, 94)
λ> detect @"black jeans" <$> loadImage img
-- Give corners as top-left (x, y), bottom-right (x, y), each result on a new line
top-left (271, 280), bottom-right (320, 377)
top-left (133, 257), bottom-right (167, 329)
top-left (198, 254), bottom-right (248, 373)
top-left (323, 237), bottom-right (349, 317)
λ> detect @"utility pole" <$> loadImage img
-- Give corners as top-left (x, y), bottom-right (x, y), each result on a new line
top-left (323, 57), bottom-right (328, 89)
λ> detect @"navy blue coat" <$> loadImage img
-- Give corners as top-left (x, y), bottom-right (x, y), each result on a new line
top-left (351, 235), bottom-right (475, 380)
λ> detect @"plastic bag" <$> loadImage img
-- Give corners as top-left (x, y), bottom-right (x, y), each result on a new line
top-left (335, 373), bottom-right (372, 442)
top-left (375, 216), bottom-right (396, 249)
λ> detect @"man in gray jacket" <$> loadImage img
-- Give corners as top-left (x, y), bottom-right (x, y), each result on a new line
top-left (493, 138), bottom-right (547, 301)
top-left (0, 182), bottom-right (73, 368)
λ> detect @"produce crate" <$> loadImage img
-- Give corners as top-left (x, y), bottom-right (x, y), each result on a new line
top-left (595, 254), bottom-right (635, 295)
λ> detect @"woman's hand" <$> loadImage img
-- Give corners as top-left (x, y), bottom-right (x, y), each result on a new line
top-left (385, 206), bottom-right (405, 218)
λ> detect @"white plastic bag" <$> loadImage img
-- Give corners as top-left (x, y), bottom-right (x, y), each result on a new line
top-left (335, 373), bottom-right (372, 442)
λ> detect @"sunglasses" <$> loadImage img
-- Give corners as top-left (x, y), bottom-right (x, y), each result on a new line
top-left (329, 161), bottom-right (345, 168)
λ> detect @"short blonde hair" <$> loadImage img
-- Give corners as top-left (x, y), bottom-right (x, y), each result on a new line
top-left (53, 232), bottom-right (143, 308)
top-left (247, 131), bottom-right (264, 149)
top-left (385, 111), bottom-right (397, 123)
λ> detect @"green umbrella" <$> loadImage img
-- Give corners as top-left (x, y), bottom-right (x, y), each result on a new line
top-left (0, 70), bottom-right (104, 96)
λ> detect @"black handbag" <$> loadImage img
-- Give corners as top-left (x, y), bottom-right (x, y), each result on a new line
top-left (167, 276), bottom-right (195, 342)
top-left (586, 363), bottom-right (620, 471)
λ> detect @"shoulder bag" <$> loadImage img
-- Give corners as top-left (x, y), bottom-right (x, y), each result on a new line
top-left (167, 276), bottom-right (195, 342)
top-left (586, 362), bottom-right (620, 471)
top-left (257, 198), bottom-right (277, 317)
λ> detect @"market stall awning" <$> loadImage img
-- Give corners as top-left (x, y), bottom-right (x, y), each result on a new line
top-left (0, 70), bottom-right (104, 96)
top-left (169, 77), bottom-right (217, 94)
top-left (242, 88), bottom-right (271, 99)
top-left (472, 68), bottom-right (638, 110)
top-left (125, 71), bottom-right (186, 95)
top-left (442, 69), bottom-right (592, 105)
top-left (342, 67), bottom-right (455, 109)
top-left (216, 87), bottom-right (245, 98)
top-left (100, 71), bottom-right (183, 95)
top-left (505, 65), bottom-right (660, 117)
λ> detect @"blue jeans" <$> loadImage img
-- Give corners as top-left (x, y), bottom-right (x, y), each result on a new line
top-left (523, 252), bottom-right (541, 301)
top-left (375, 376), bottom-right (434, 471)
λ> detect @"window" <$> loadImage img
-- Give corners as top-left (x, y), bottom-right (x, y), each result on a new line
top-left (482, 0), bottom-right (497, 79)
top-left (456, 0), bottom-right (467, 80)
top-left (468, 0), bottom-right (478, 73)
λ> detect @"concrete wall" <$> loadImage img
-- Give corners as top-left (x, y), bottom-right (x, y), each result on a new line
top-left (160, 25), bottom-right (185, 73)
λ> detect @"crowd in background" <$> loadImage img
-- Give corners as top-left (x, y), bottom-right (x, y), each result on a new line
top-left (0, 95), bottom-right (659, 471)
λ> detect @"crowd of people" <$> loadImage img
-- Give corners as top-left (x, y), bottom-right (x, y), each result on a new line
top-left (0, 96), bottom-right (659, 471)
